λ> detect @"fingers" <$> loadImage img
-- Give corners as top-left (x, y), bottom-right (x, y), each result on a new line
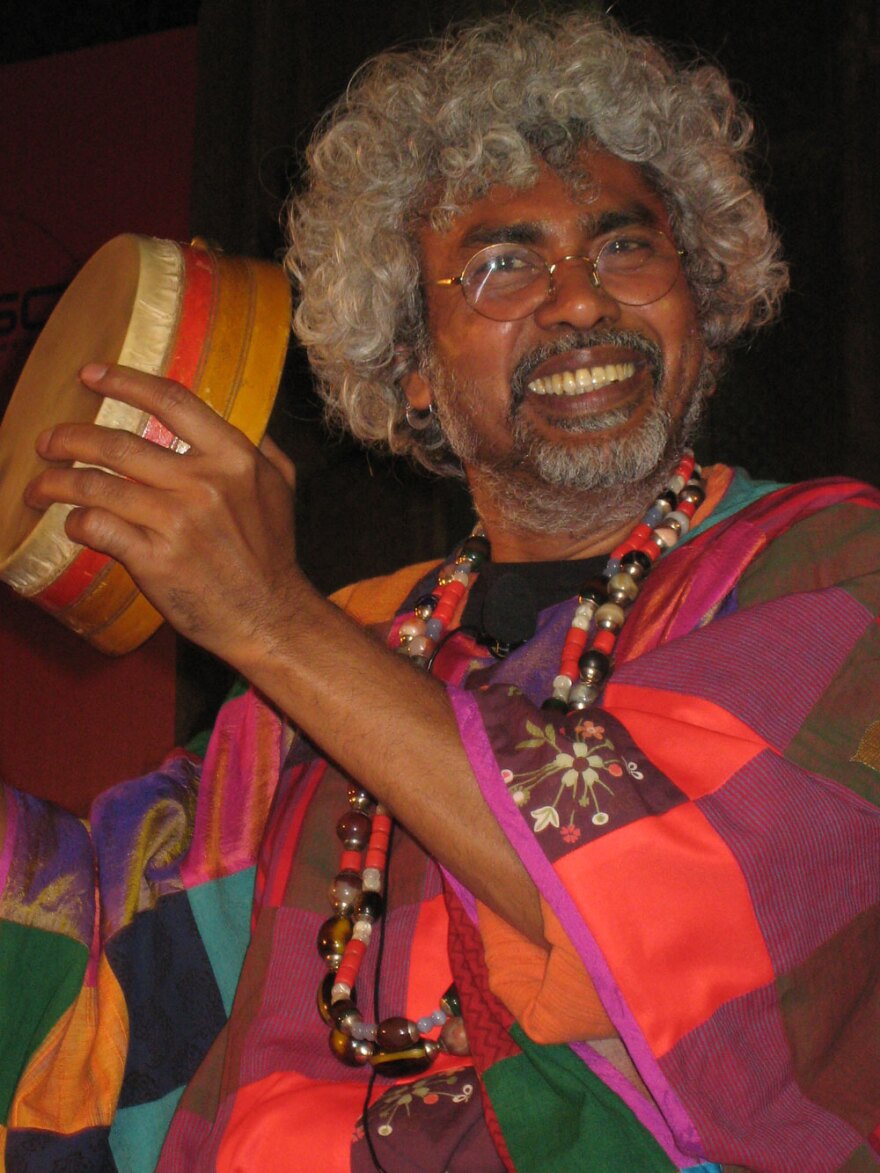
top-left (73, 363), bottom-right (239, 455)
top-left (259, 434), bottom-right (296, 489)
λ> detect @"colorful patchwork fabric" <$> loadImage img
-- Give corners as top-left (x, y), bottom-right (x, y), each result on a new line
top-left (0, 466), bottom-right (877, 1172)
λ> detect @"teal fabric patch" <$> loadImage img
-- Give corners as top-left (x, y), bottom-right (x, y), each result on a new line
top-left (685, 466), bottom-right (785, 546)
top-left (110, 1083), bottom-right (184, 1172)
top-left (186, 867), bottom-right (256, 1015)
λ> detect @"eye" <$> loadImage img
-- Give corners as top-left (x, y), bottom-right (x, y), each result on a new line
top-left (464, 244), bottom-right (545, 295)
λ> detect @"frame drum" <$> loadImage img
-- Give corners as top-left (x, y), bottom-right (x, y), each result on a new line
top-left (0, 235), bottom-right (291, 654)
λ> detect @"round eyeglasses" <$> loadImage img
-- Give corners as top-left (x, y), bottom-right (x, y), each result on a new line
top-left (431, 228), bottom-right (685, 321)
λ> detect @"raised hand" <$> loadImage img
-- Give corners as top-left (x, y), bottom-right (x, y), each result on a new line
top-left (24, 363), bottom-right (301, 667)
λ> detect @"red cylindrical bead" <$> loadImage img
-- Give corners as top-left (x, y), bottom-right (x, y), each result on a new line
top-left (592, 629), bottom-right (616, 655)
top-left (339, 850), bottom-right (362, 873)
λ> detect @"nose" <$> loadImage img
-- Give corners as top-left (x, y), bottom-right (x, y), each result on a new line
top-left (532, 255), bottom-right (621, 331)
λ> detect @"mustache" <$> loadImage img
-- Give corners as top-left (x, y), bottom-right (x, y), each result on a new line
top-left (509, 330), bottom-right (664, 410)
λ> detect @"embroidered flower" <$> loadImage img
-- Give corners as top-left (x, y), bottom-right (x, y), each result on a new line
top-left (607, 762), bottom-right (623, 777)
top-left (511, 787), bottom-right (528, 806)
top-left (500, 768), bottom-right (514, 783)
top-left (560, 823), bottom-right (581, 844)
top-left (575, 719), bottom-right (605, 740)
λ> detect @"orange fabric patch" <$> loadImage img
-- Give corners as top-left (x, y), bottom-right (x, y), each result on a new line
top-left (10, 954), bottom-right (128, 1131)
top-left (603, 682), bottom-right (767, 798)
top-left (557, 802), bottom-right (774, 1056)
top-left (217, 1072), bottom-right (366, 1172)
top-left (477, 898), bottom-right (614, 1043)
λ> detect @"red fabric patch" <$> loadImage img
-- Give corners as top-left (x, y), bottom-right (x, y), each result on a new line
top-left (603, 682), bottom-right (767, 799)
top-left (557, 802), bottom-right (775, 1056)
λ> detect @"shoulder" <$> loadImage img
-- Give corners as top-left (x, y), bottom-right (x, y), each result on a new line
top-left (329, 559), bottom-right (441, 626)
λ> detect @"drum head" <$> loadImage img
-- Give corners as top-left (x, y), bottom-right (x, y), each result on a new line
top-left (0, 236), bottom-right (153, 567)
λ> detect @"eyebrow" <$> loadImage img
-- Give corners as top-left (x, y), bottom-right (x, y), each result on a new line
top-left (459, 203), bottom-right (660, 250)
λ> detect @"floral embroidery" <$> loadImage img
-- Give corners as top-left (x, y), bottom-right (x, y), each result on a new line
top-left (359, 1071), bottom-right (474, 1138)
top-left (505, 718), bottom-right (626, 834)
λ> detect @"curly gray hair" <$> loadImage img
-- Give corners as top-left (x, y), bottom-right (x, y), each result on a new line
top-left (286, 11), bottom-right (788, 475)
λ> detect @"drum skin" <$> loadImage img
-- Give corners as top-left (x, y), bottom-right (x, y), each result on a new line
top-left (0, 235), bottom-right (291, 654)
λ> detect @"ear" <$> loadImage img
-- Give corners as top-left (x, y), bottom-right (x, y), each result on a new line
top-left (401, 367), bottom-right (433, 411)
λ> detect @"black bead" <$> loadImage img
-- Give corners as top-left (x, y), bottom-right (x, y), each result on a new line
top-left (329, 997), bottom-right (361, 1030)
top-left (414, 592), bottom-right (439, 614)
top-left (578, 577), bottom-right (607, 606)
top-left (658, 490), bottom-right (678, 510)
top-left (621, 549), bottom-right (652, 576)
top-left (578, 648), bottom-right (610, 683)
top-left (440, 984), bottom-right (462, 1017)
top-left (541, 697), bottom-right (568, 713)
top-left (460, 535), bottom-right (491, 565)
top-left (355, 890), bottom-right (385, 922)
top-left (682, 483), bottom-right (706, 507)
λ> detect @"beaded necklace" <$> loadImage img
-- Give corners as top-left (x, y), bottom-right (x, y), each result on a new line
top-left (318, 452), bottom-right (705, 1074)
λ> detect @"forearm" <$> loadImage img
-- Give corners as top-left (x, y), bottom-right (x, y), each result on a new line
top-left (232, 572), bottom-right (546, 946)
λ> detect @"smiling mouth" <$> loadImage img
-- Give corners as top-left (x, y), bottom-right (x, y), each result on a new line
top-left (526, 362), bottom-right (637, 396)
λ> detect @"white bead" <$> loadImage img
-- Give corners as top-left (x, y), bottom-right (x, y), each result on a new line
top-left (452, 567), bottom-right (470, 585)
top-left (553, 673), bottom-right (573, 692)
top-left (570, 613), bottom-right (590, 630)
top-left (666, 509), bottom-right (690, 535)
top-left (362, 867), bottom-right (382, 892)
top-left (352, 920), bottom-right (372, 945)
top-left (332, 981), bottom-right (352, 1001)
top-left (669, 474), bottom-right (686, 493)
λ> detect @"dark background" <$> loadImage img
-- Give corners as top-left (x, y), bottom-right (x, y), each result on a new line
top-left (4, 0), bottom-right (878, 737)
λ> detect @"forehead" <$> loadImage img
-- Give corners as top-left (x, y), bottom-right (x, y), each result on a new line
top-left (419, 150), bottom-right (673, 264)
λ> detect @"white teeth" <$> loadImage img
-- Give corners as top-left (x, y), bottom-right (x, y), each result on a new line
top-left (527, 362), bottom-right (636, 396)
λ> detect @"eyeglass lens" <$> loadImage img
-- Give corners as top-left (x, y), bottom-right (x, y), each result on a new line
top-left (461, 229), bottom-right (681, 319)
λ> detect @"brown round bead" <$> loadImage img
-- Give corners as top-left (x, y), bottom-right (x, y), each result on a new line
top-left (439, 1016), bottom-right (470, 1057)
top-left (329, 869), bottom-right (362, 916)
top-left (329, 998), bottom-right (361, 1032)
top-left (336, 809), bottom-right (371, 851)
top-left (376, 1016), bottom-right (420, 1052)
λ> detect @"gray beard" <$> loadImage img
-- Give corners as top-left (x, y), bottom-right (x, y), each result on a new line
top-left (426, 330), bottom-right (713, 536)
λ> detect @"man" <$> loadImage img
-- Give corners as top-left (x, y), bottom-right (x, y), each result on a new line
top-left (2, 11), bottom-right (878, 1172)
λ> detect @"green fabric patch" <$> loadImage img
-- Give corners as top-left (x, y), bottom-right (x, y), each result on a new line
top-left (0, 919), bottom-right (87, 1123)
top-left (110, 1084), bottom-right (184, 1173)
top-left (186, 868), bottom-right (256, 1016)
top-left (484, 1025), bottom-right (675, 1171)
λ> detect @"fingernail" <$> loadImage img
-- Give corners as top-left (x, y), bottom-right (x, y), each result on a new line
top-left (80, 362), bottom-right (108, 382)
top-left (35, 428), bottom-right (53, 454)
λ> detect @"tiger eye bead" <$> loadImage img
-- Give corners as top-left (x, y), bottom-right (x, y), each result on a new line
top-left (317, 915), bottom-right (352, 967)
top-left (318, 971), bottom-right (358, 1024)
top-left (440, 985), bottom-right (462, 1017)
top-left (329, 1027), bottom-right (373, 1066)
top-left (376, 1016), bottom-right (420, 1051)
top-left (370, 1039), bottom-right (439, 1078)
top-left (336, 810), bottom-right (371, 851)
top-left (329, 869), bottom-right (363, 916)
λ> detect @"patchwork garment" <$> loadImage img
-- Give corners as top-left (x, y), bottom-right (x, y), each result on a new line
top-left (0, 466), bottom-right (878, 1172)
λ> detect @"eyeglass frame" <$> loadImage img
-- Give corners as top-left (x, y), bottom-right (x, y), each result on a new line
top-left (430, 229), bottom-right (687, 321)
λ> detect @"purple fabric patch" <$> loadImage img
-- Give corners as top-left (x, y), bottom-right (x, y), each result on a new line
top-left (613, 586), bottom-right (871, 751)
top-left (659, 981), bottom-right (866, 1170)
top-left (698, 750), bottom-right (880, 973)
